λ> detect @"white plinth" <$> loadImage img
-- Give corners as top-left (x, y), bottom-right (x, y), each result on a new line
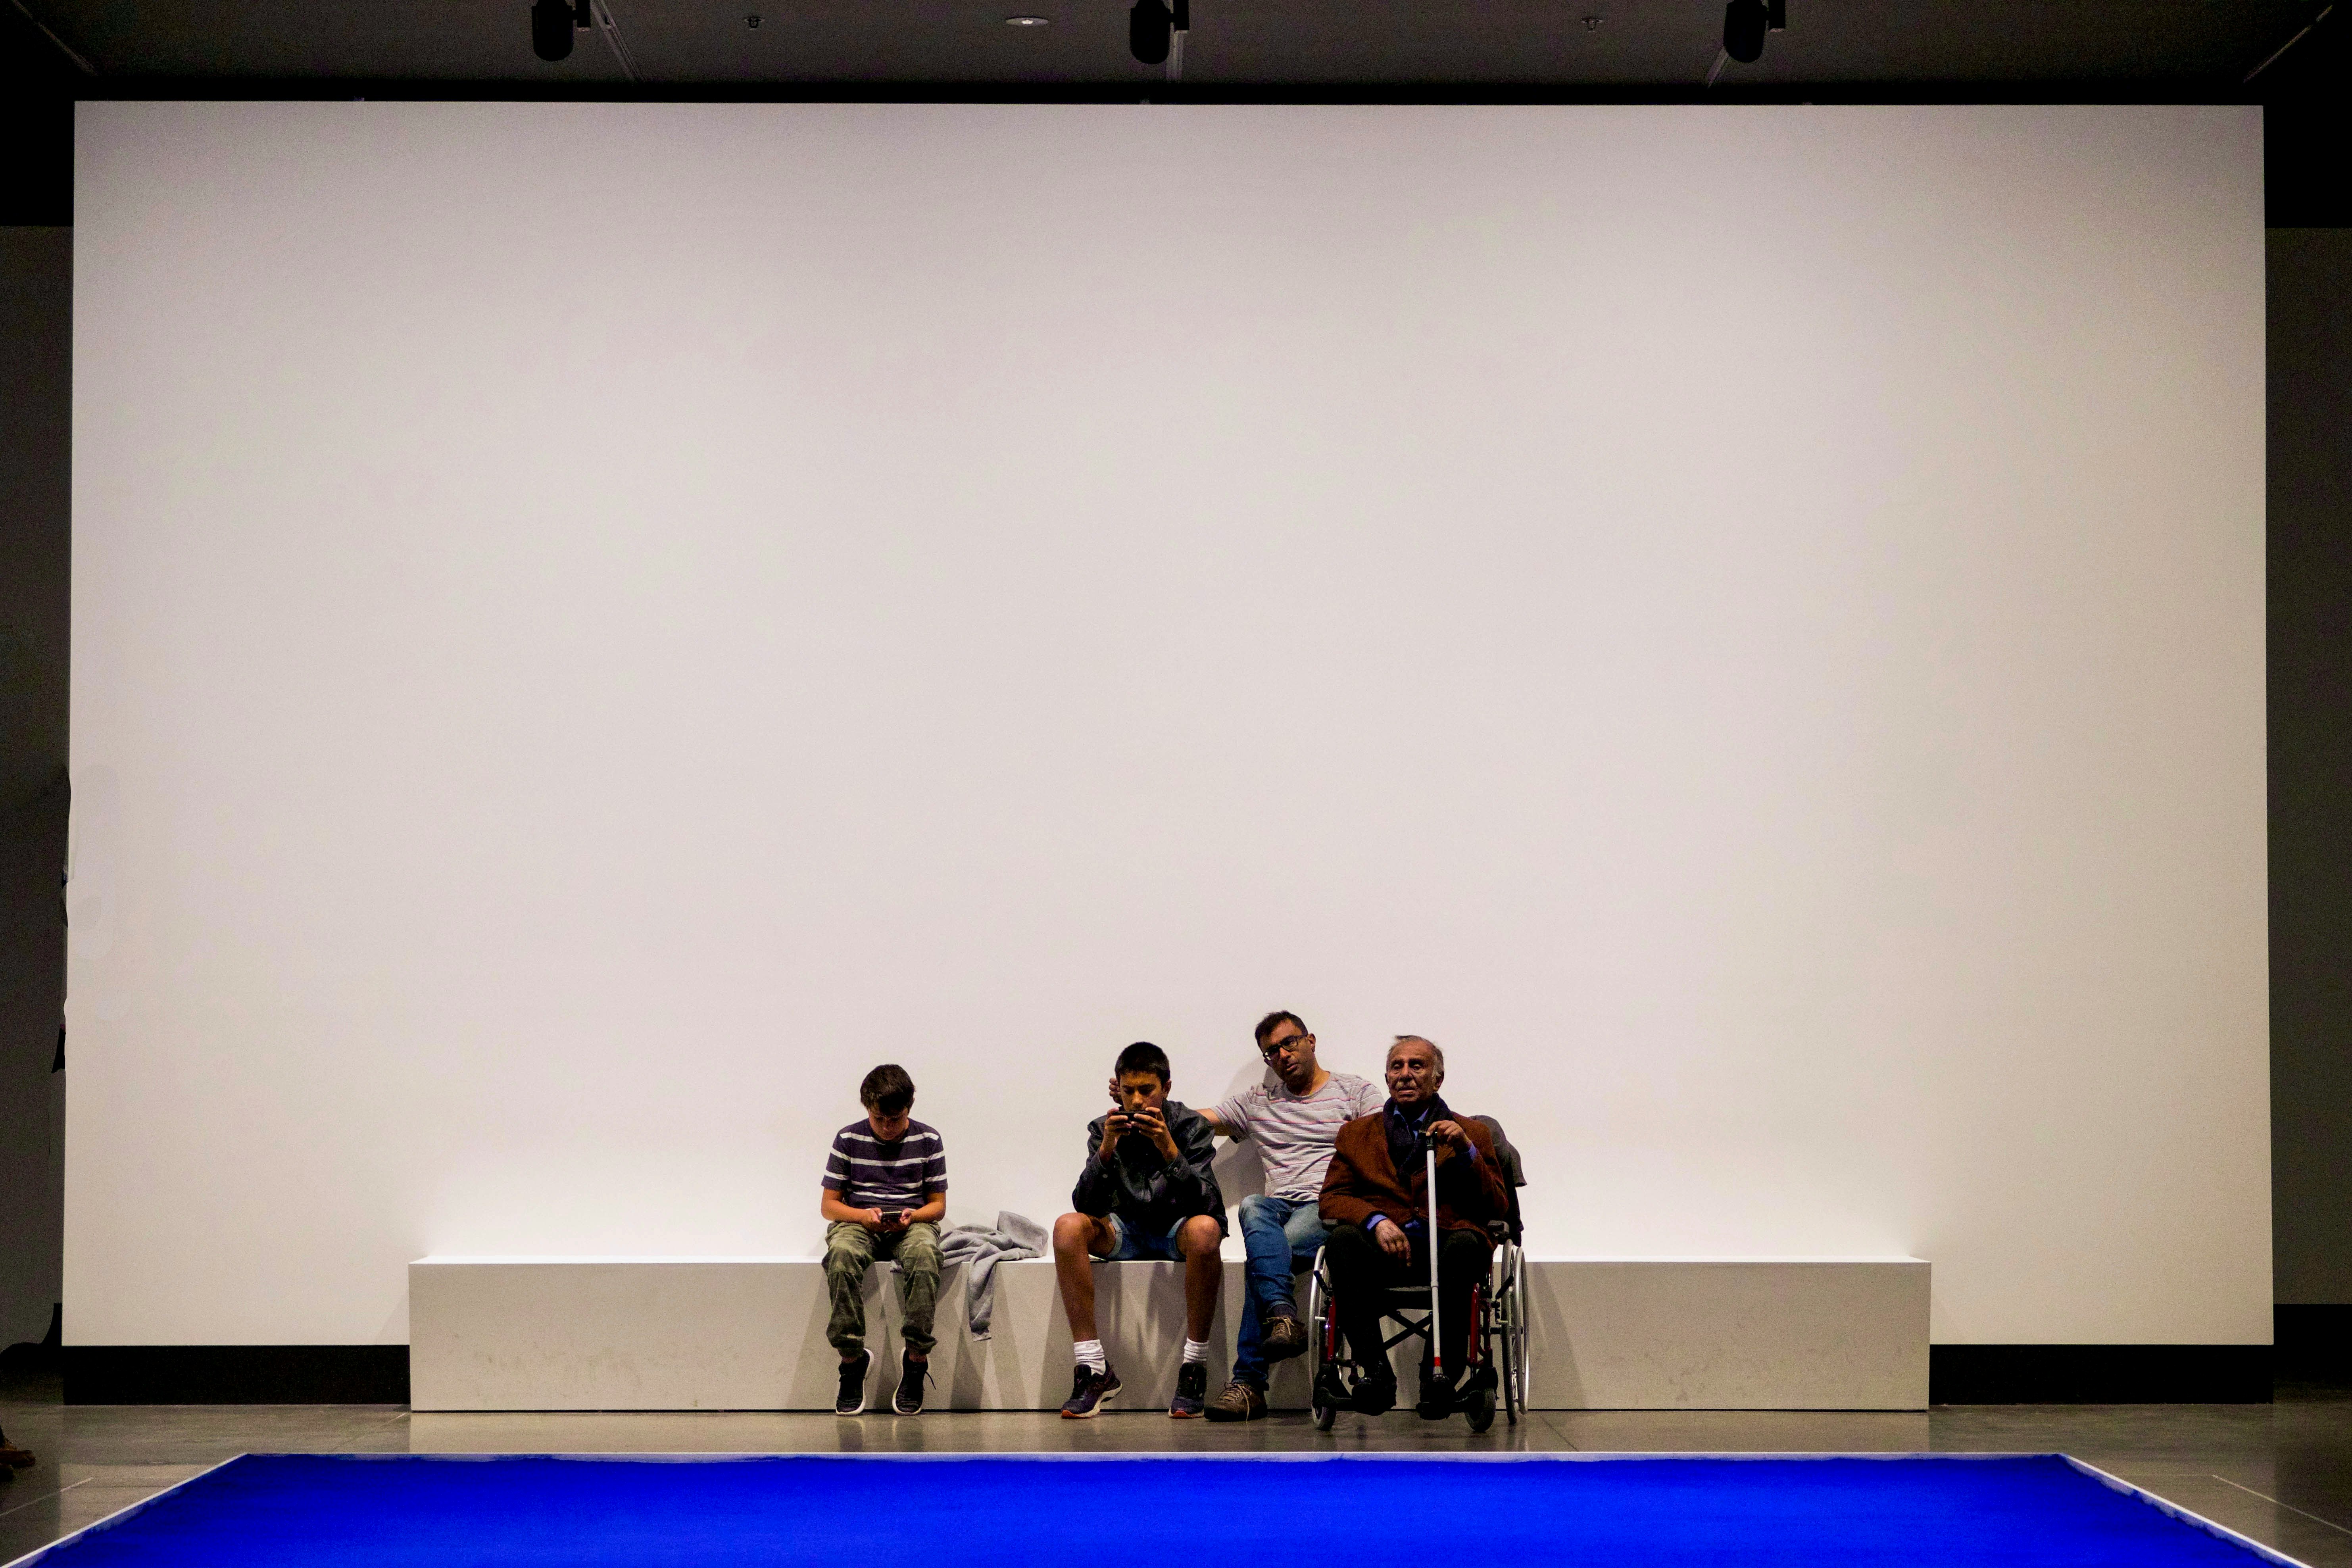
top-left (407, 1254), bottom-right (1305, 1414)
top-left (1524, 1258), bottom-right (1930, 1409)
top-left (408, 1255), bottom-right (1926, 1412)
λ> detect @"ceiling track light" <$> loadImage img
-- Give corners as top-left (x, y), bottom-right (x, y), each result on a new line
top-left (532, 0), bottom-right (639, 77)
top-left (530, 0), bottom-right (575, 61)
top-left (1722, 0), bottom-right (1767, 63)
top-left (1130, 0), bottom-right (1188, 77)
top-left (1713, 0), bottom-right (1784, 78)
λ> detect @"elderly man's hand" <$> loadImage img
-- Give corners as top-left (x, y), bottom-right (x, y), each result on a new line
top-left (1426, 1119), bottom-right (1470, 1164)
top-left (1371, 1217), bottom-right (1412, 1260)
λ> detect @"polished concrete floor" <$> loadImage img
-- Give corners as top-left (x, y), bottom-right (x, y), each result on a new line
top-left (4, 1379), bottom-right (2349, 1566)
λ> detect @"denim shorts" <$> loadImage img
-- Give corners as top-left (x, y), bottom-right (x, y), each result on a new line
top-left (1099, 1213), bottom-right (1189, 1261)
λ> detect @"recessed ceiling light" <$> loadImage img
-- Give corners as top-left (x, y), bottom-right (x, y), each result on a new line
top-left (1005, 14), bottom-right (1049, 23)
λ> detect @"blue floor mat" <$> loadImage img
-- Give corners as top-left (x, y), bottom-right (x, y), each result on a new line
top-left (16, 1453), bottom-right (2287, 1568)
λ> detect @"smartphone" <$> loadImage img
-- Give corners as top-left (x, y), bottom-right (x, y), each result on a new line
top-left (881, 1209), bottom-right (907, 1226)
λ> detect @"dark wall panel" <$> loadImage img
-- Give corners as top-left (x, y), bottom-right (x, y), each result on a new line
top-left (0, 226), bottom-right (70, 1355)
top-left (2270, 227), bottom-right (2352, 1308)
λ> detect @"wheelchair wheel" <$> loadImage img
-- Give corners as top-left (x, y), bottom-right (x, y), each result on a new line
top-left (1487, 1246), bottom-right (1515, 1425)
top-left (1495, 1312), bottom-right (1519, 1426)
top-left (1307, 1267), bottom-right (1342, 1431)
top-left (1464, 1379), bottom-right (1496, 1433)
top-left (1463, 1285), bottom-right (1501, 1436)
top-left (1497, 1242), bottom-right (1529, 1422)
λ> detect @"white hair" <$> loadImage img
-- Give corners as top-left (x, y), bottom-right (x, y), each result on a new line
top-left (1388, 1034), bottom-right (1445, 1070)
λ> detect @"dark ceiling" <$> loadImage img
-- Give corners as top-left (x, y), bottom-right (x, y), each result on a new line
top-left (0, 0), bottom-right (2335, 87)
top-left (2, 0), bottom-right (2347, 224)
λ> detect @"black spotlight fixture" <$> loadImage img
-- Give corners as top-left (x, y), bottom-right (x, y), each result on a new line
top-left (531, 0), bottom-right (575, 60)
top-left (1129, 0), bottom-right (1188, 71)
top-left (1722, 0), bottom-right (1767, 63)
top-left (1129, 0), bottom-right (1171, 65)
top-left (532, 0), bottom-right (592, 61)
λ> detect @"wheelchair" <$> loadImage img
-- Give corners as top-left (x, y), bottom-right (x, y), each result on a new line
top-left (1303, 1115), bottom-right (1528, 1433)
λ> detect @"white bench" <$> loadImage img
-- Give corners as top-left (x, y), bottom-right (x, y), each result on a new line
top-left (408, 1254), bottom-right (1927, 1412)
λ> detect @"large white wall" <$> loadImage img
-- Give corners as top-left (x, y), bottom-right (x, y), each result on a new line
top-left (67, 101), bottom-right (2267, 1349)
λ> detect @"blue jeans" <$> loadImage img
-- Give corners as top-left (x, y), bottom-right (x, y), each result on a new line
top-left (1233, 1194), bottom-right (1327, 1387)
top-left (1098, 1212), bottom-right (1189, 1261)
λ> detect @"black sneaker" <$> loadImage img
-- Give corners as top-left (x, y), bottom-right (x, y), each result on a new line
top-left (1170, 1359), bottom-right (1209, 1417)
top-left (1060, 1362), bottom-right (1122, 1418)
top-left (1350, 1367), bottom-right (1397, 1416)
top-left (892, 1353), bottom-right (928, 1415)
top-left (1416, 1370), bottom-right (1459, 1420)
top-left (834, 1350), bottom-right (870, 1416)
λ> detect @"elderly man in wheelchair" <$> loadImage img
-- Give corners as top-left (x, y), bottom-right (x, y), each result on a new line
top-left (1311, 1034), bottom-right (1517, 1428)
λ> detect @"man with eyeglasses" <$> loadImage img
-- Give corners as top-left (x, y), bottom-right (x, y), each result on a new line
top-left (1195, 1010), bottom-right (1383, 1421)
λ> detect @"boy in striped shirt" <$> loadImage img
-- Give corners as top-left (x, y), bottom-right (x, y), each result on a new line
top-left (821, 1064), bottom-right (947, 1416)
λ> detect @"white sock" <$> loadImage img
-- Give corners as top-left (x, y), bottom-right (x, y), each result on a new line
top-left (1182, 1338), bottom-right (1209, 1365)
top-left (1074, 1338), bottom-right (1106, 1372)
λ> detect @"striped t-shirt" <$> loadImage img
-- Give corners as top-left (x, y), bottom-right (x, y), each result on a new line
top-left (1213, 1072), bottom-right (1384, 1201)
top-left (821, 1120), bottom-right (948, 1211)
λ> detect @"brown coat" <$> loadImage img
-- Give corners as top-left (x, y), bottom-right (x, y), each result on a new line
top-left (1319, 1109), bottom-right (1509, 1239)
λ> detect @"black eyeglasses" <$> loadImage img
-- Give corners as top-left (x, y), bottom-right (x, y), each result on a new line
top-left (1260, 1035), bottom-right (1307, 1059)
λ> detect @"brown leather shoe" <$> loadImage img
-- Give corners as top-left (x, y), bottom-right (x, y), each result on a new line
top-left (1203, 1379), bottom-right (1267, 1422)
top-left (1261, 1313), bottom-right (1311, 1363)
top-left (0, 1439), bottom-right (33, 1471)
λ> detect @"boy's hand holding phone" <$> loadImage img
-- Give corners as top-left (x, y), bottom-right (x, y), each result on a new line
top-left (1123, 1105), bottom-right (1181, 1160)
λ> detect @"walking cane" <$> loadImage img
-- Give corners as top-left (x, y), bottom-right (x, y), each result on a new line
top-left (1425, 1126), bottom-right (1443, 1394)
